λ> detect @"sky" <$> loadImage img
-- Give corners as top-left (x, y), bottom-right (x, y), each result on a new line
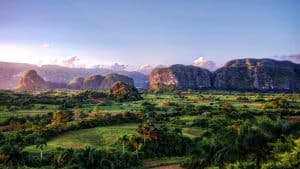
top-left (0, 0), bottom-right (299, 70)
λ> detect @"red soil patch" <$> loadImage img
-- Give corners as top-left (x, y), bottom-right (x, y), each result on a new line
top-left (162, 102), bottom-right (170, 106)
top-left (284, 116), bottom-right (300, 121)
top-left (72, 143), bottom-right (83, 149)
top-left (91, 97), bottom-right (105, 102)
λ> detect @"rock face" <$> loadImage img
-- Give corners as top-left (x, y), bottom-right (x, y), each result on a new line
top-left (100, 73), bottom-right (134, 90)
top-left (67, 77), bottom-right (85, 89)
top-left (17, 70), bottom-right (67, 91)
top-left (149, 59), bottom-right (300, 92)
top-left (83, 75), bottom-right (105, 90)
top-left (214, 59), bottom-right (300, 91)
top-left (149, 64), bottom-right (212, 92)
top-left (17, 70), bottom-right (48, 91)
top-left (16, 70), bottom-right (135, 91)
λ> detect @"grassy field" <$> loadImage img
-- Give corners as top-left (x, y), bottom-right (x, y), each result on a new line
top-left (25, 123), bottom-right (138, 153)
top-left (2, 92), bottom-right (299, 123)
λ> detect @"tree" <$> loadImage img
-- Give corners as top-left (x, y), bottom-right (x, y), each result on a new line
top-left (52, 111), bottom-right (68, 124)
top-left (92, 105), bottom-right (101, 114)
top-left (109, 82), bottom-right (141, 101)
top-left (53, 149), bottom-right (73, 168)
top-left (214, 127), bottom-right (241, 169)
top-left (220, 102), bottom-right (235, 114)
top-left (119, 135), bottom-right (129, 154)
top-left (128, 135), bottom-right (143, 159)
top-left (0, 143), bottom-right (24, 166)
top-left (137, 122), bottom-right (155, 145)
top-left (0, 133), bottom-right (5, 145)
top-left (35, 137), bottom-right (47, 160)
top-left (239, 123), bottom-right (270, 169)
top-left (9, 120), bottom-right (22, 131)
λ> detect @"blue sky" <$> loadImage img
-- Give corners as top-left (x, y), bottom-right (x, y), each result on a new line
top-left (0, 0), bottom-right (299, 69)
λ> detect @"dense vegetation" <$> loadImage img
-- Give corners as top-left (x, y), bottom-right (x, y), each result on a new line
top-left (0, 90), bottom-right (299, 168)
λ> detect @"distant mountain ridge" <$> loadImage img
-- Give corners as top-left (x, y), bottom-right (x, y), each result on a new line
top-left (2, 58), bottom-right (300, 92)
top-left (0, 62), bottom-right (148, 89)
top-left (17, 70), bottom-right (135, 91)
top-left (149, 58), bottom-right (300, 92)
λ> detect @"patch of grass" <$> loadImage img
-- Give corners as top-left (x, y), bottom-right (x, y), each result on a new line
top-left (24, 124), bottom-right (138, 153)
top-left (0, 111), bottom-right (11, 123)
top-left (182, 127), bottom-right (205, 138)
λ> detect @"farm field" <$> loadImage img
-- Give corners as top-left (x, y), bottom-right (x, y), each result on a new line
top-left (25, 124), bottom-right (138, 153)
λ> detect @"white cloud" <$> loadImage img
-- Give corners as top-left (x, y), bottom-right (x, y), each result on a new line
top-left (275, 54), bottom-right (300, 63)
top-left (92, 63), bottom-right (128, 71)
top-left (138, 64), bottom-right (153, 74)
top-left (193, 57), bottom-right (216, 71)
top-left (38, 56), bottom-right (86, 68)
top-left (62, 56), bottom-right (81, 67)
top-left (111, 63), bottom-right (128, 71)
top-left (41, 43), bottom-right (51, 49)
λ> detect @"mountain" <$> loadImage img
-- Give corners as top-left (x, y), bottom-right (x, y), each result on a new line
top-left (17, 70), bottom-right (48, 91)
top-left (109, 81), bottom-right (141, 101)
top-left (67, 77), bottom-right (85, 89)
top-left (0, 62), bottom-right (148, 89)
top-left (149, 64), bottom-right (212, 92)
top-left (99, 73), bottom-right (134, 90)
top-left (149, 59), bottom-right (300, 92)
top-left (83, 75), bottom-right (105, 90)
top-left (16, 70), bottom-right (135, 91)
top-left (17, 70), bottom-right (67, 91)
top-left (214, 58), bottom-right (300, 91)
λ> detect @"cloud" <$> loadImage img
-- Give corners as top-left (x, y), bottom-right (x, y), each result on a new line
top-left (92, 63), bottom-right (128, 71)
top-left (111, 63), bottom-right (128, 71)
top-left (193, 57), bottom-right (216, 70)
top-left (138, 64), bottom-right (153, 74)
top-left (275, 54), bottom-right (300, 63)
top-left (41, 43), bottom-right (51, 49)
top-left (62, 56), bottom-right (80, 67)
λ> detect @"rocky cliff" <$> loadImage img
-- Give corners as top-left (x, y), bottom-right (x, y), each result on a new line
top-left (67, 77), bottom-right (85, 89)
top-left (83, 75), bottom-right (105, 90)
top-left (214, 58), bottom-right (300, 91)
top-left (17, 70), bottom-right (50, 91)
top-left (149, 64), bottom-right (212, 92)
top-left (100, 73), bottom-right (134, 91)
top-left (149, 59), bottom-right (300, 92)
top-left (17, 70), bottom-right (68, 91)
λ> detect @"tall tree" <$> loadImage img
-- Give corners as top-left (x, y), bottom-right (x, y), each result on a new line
top-left (119, 135), bottom-right (129, 154)
top-left (35, 137), bottom-right (47, 160)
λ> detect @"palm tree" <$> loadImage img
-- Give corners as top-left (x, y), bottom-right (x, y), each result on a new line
top-left (53, 149), bottom-right (73, 168)
top-left (128, 135), bottom-right (142, 159)
top-left (213, 127), bottom-right (241, 169)
top-left (240, 123), bottom-right (270, 169)
top-left (137, 122), bottom-right (154, 145)
top-left (35, 137), bottom-right (47, 160)
top-left (100, 158), bottom-right (114, 169)
top-left (119, 134), bottom-right (129, 154)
